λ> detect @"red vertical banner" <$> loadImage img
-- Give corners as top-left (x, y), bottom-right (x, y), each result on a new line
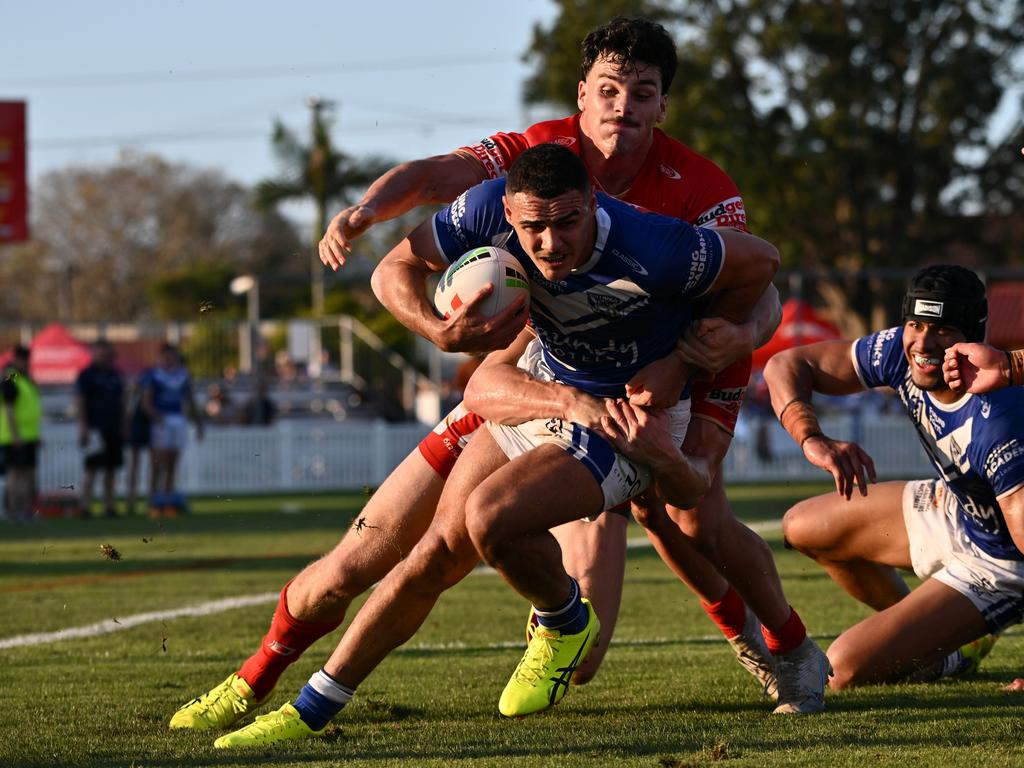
top-left (0, 101), bottom-right (28, 243)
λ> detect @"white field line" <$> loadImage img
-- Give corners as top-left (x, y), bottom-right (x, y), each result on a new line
top-left (0, 519), bottom-right (783, 651)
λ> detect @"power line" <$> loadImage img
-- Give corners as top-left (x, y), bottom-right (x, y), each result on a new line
top-left (30, 116), bottom-right (519, 151)
top-left (0, 53), bottom-right (522, 90)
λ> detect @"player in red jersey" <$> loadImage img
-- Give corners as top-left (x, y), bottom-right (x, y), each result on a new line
top-left (170, 18), bottom-right (823, 736)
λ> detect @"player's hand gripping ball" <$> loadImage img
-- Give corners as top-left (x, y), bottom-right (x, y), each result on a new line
top-left (434, 246), bottom-right (530, 319)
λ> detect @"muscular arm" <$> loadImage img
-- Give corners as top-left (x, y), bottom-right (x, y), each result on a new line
top-left (675, 283), bottom-right (782, 375)
top-left (463, 328), bottom-right (609, 431)
top-left (370, 220), bottom-right (526, 354)
top-left (1000, 487), bottom-right (1024, 563)
top-left (320, 152), bottom-right (487, 269)
top-left (703, 228), bottom-right (780, 326)
top-left (763, 340), bottom-right (877, 498)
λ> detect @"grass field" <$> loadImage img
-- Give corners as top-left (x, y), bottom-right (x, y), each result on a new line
top-left (2, 484), bottom-right (1023, 768)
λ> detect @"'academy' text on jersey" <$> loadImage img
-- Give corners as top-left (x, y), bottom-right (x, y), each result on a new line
top-left (852, 326), bottom-right (1024, 561)
top-left (432, 178), bottom-right (724, 398)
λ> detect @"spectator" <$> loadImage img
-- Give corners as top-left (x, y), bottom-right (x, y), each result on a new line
top-left (204, 382), bottom-right (237, 425)
top-left (123, 372), bottom-right (151, 517)
top-left (239, 378), bottom-right (276, 426)
top-left (141, 344), bottom-right (204, 517)
top-left (0, 345), bottom-right (41, 522)
top-left (75, 340), bottom-right (125, 518)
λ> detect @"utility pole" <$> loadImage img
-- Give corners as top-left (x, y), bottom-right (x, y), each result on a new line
top-left (306, 95), bottom-right (335, 318)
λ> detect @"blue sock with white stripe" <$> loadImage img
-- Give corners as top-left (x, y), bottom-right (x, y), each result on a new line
top-left (292, 668), bottom-right (355, 730)
top-left (534, 578), bottom-right (589, 635)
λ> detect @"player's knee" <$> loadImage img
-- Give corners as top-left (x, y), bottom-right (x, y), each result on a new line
top-left (824, 643), bottom-right (859, 691)
top-left (401, 533), bottom-right (474, 593)
top-left (781, 501), bottom-right (818, 554)
top-left (464, 490), bottom-right (515, 566)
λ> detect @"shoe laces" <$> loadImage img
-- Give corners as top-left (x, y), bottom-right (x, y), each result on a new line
top-left (513, 631), bottom-right (562, 686)
top-left (192, 677), bottom-right (250, 717)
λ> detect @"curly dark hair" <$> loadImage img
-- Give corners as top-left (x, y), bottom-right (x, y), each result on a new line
top-left (580, 17), bottom-right (677, 93)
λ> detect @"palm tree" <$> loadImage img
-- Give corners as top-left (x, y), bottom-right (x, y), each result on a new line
top-left (254, 97), bottom-right (392, 315)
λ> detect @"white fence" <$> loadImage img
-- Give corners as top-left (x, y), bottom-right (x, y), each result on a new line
top-left (32, 414), bottom-right (936, 496)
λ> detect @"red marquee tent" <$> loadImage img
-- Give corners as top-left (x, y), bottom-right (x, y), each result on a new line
top-left (751, 299), bottom-right (842, 370)
top-left (0, 323), bottom-right (92, 384)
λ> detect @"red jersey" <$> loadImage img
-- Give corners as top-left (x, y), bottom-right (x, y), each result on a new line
top-left (420, 116), bottom-right (753, 477)
top-left (461, 115), bottom-right (748, 232)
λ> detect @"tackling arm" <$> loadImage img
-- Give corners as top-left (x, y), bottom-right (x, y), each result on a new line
top-left (701, 228), bottom-right (780, 326)
top-left (463, 328), bottom-right (610, 432)
top-left (320, 152), bottom-right (487, 269)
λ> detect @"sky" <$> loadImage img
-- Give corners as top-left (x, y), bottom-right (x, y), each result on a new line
top-left (1, 0), bottom-right (559, 195)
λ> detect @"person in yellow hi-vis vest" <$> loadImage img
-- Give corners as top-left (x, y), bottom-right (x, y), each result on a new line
top-left (1, 345), bottom-right (41, 522)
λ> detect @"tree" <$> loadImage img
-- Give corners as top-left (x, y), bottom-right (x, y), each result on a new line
top-left (524, 1), bottom-right (1024, 271)
top-left (253, 99), bottom-right (393, 315)
top-left (23, 152), bottom-right (302, 322)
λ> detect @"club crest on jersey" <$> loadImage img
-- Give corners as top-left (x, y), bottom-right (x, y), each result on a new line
top-left (586, 292), bottom-right (629, 319)
top-left (936, 418), bottom-right (973, 472)
top-left (913, 299), bottom-right (944, 318)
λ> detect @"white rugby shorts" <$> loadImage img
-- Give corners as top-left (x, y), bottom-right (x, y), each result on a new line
top-left (150, 413), bottom-right (188, 452)
top-left (903, 478), bottom-right (1024, 632)
top-left (487, 339), bottom-right (691, 512)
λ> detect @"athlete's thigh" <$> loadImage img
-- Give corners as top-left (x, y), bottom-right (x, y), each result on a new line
top-left (420, 427), bottom-right (513, 557)
top-left (322, 448), bottom-right (449, 576)
top-left (469, 440), bottom-right (604, 538)
top-left (828, 577), bottom-right (988, 685)
top-left (784, 480), bottom-right (912, 569)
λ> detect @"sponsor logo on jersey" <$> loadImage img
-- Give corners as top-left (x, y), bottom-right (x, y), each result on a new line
top-left (913, 299), bottom-right (944, 318)
top-left (659, 163), bottom-right (681, 180)
top-left (468, 137), bottom-right (507, 179)
top-left (702, 387), bottom-right (745, 417)
top-left (695, 197), bottom-right (746, 228)
top-left (985, 438), bottom-right (1024, 479)
top-left (448, 191), bottom-right (469, 248)
top-left (684, 231), bottom-right (711, 293)
top-left (611, 248), bottom-right (649, 276)
top-left (870, 327), bottom-right (899, 368)
top-left (552, 136), bottom-right (577, 147)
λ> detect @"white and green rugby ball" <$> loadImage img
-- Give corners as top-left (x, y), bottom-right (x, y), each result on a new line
top-left (434, 246), bottom-right (530, 319)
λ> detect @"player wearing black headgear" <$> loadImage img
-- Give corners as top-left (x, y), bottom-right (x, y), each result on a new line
top-left (764, 263), bottom-right (1024, 691)
top-left (902, 265), bottom-right (987, 343)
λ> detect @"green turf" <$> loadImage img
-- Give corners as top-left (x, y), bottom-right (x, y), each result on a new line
top-left (2, 485), bottom-right (1023, 767)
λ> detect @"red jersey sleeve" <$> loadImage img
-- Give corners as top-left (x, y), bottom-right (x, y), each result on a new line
top-left (458, 117), bottom-right (583, 180)
top-left (689, 355), bottom-right (752, 435)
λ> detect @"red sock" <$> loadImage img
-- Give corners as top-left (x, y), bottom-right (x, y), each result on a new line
top-left (761, 606), bottom-right (807, 655)
top-left (701, 586), bottom-right (748, 639)
top-left (237, 581), bottom-right (343, 699)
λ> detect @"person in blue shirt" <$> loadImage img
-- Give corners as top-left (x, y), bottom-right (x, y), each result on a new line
top-left (764, 265), bottom-right (1024, 689)
top-left (141, 344), bottom-right (203, 517)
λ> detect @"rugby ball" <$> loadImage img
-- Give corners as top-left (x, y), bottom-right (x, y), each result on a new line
top-left (433, 246), bottom-right (530, 319)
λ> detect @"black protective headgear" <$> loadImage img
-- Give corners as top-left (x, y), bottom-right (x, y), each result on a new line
top-left (901, 265), bottom-right (987, 342)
